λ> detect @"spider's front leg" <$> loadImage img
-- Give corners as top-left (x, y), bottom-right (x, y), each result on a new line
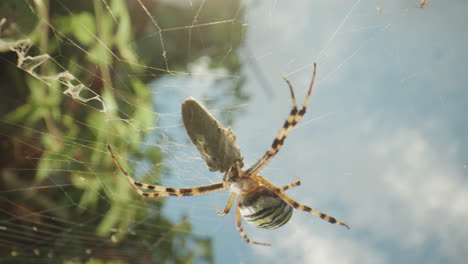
top-left (246, 63), bottom-right (317, 176)
top-left (108, 145), bottom-right (227, 198)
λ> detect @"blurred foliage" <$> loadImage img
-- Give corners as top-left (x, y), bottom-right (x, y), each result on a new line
top-left (0, 0), bottom-right (245, 263)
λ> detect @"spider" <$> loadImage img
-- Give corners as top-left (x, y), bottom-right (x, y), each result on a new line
top-left (108, 63), bottom-right (349, 246)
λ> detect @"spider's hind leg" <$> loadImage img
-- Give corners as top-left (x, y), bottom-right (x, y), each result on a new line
top-left (235, 203), bottom-right (271, 246)
top-left (257, 175), bottom-right (350, 229)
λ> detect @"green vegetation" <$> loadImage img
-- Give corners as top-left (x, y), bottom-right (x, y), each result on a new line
top-left (0, 0), bottom-right (245, 263)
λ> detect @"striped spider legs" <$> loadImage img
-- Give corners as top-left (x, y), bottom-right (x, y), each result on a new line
top-left (108, 63), bottom-right (349, 246)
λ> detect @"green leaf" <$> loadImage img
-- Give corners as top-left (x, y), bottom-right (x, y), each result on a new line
top-left (87, 43), bottom-right (112, 65)
top-left (71, 12), bottom-right (96, 45)
top-left (4, 103), bottom-right (34, 122)
top-left (55, 12), bottom-right (96, 45)
top-left (77, 177), bottom-right (102, 211)
top-left (131, 80), bottom-right (154, 130)
top-left (36, 153), bottom-right (52, 181)
top-left (112, 0), bottom-right (139, 67)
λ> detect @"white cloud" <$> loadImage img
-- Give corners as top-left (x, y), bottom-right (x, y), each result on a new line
top-left (255, 221), bottom-right (387, 264)
top-left (375, 128), bottom-right (468, 258)
top-left (338, 123), bottom-right (467, 261)
top-left (248, 119), bottom-right (468, 263)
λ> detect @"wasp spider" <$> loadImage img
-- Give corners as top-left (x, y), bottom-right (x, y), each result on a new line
top-left (108, 63), bottom-right (349, 246)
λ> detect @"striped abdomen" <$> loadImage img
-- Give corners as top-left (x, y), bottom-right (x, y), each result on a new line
top-left (238, 187), bottom-right (293, 229)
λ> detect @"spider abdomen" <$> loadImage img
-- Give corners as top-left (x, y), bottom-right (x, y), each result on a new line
top-left (238, 187), bottom-right (293, 229)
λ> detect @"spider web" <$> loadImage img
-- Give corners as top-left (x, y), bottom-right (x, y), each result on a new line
top-left (1, 0), bottom-right (468, 263)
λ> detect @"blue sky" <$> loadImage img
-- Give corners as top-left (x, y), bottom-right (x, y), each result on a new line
top-left (152, 1), bottom-right (468, 263)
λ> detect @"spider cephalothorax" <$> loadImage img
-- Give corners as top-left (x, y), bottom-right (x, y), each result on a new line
top-left (108, 63), bottom-right (349, 246)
